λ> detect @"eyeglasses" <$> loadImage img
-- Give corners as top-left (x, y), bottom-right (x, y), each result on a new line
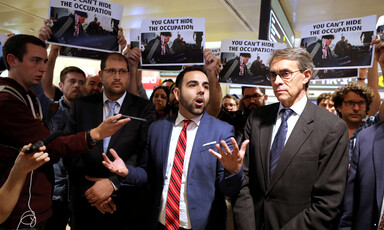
top-left (267, 70), bottom-right (302, 81)
top-left (243, 94), bottom-right (263, 101)
top-left (103, 68), bottom-right (129, 75)
top-left (343, 100), bottom-right (366, 108)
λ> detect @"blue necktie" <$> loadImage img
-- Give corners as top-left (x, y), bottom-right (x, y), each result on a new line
top-left (103, 101), bottom-right (118, 153)
top-left (269, 108), bottom-right (294, 178)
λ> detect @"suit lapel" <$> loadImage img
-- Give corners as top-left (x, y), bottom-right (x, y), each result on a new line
top-left (259, 104), bottom-right (279, 187)
top-left (162, 116), bottom-right (176, 176)
top-left (267, 101), bottom-right (314, 192)
top-left (94, 94), bottom-right (104, 153)
top-left (373, 123), bottom-right (384, 209)
top-left (188, 113), bottom-right (210, 178)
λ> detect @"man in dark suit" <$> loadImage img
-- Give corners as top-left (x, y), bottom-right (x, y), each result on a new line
top-left (338, 121), bottom-right (384, 230)
top-left (102, 66), bottom-right (248, 230)
top-left (220, 53), bottom-right (251, 83)
top-left (234, 47), bottom-right (349, 230)
top-left (337, 38), bottom-right (384, 230)
top-left (64, 53), bottom-right (155, 230)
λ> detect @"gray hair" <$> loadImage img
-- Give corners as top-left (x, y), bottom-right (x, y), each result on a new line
top-left (269, 47), bottom-right (314, 73)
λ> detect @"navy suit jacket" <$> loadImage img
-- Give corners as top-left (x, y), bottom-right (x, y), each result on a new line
top-left (338, 121), bottom-right (384, 230)
top-left (124, 112), bottom-right (243, 230)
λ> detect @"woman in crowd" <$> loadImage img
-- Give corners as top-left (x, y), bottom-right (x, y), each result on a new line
top-left (150, 86), bottom-right (170, 120)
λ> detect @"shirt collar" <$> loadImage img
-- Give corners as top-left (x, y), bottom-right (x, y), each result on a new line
top-left (175, 111), bottom-right (203, 127)
top-left (278, 95), bottom-right (307, 116)
top-left (103, 91), bottom-right (126, 106)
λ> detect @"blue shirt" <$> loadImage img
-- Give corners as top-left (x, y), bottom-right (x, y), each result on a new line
top-left (348, 113), bottom-right (380, 162)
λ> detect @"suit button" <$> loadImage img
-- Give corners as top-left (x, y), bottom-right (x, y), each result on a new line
top-left (265, 196), bottom-right (271, 202)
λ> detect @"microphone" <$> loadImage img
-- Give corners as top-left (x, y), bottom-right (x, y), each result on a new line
top-left (25, 131), bottom-right (63, 153)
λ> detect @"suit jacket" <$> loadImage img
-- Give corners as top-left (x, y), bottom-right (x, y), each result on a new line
top-left (124, 112), bottom-right (243, 230)
top-left (64, 92), bottom-right (155, 230)
top-left (338, 121), bottom-right (384, 230)
top-left (234, 100), bottom-right (349, 230)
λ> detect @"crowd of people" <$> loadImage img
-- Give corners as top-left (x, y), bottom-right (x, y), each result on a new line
top-left (0, 18), bottom-right (384, 230)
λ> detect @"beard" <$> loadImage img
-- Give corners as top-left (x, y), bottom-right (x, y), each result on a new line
top-left (179, 94), bottom-right (206, 116)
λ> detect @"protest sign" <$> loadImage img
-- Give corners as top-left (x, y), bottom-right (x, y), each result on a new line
top-left (0, 34), bottom-right (7, 57)
top-left (300, 15), bottom-right (376, 70)
top-left (219, 39), bottom-right (286, 86)
top-left (311, 68), bottom-right (358, 80)
top-left (59, 46), bottom-right (107, 60)
top-left (140, 17), bottom-right (205, 66)
top-left (129, 28), bottom-right (182, 71)
top-left (208, 47), bottom-right (220, 59)
top-left (377, 15), bottom-right (384, 42)
top-left (47, 0), bottom-right (123, 53)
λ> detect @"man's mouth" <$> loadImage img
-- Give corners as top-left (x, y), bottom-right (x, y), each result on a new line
top-left (195, 98), bottom-right (204, 107)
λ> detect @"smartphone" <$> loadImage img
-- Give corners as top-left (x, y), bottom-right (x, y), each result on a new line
top-left (116, 114), bottom-right (147, 122)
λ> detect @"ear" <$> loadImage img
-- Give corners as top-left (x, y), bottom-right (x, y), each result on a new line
top-left (98, 70), bottom-right (103, 78)
top-left (302, 69), bottom-right (311, 85)
top-left (264, 95), bottom-right (269, 101)
top-left (336, 105), bottom-right (342, 112)
top-left (6, 54), bottom-right (17, 68)
top-left (58, 82), bottom-right (64, 90)
top-left (174, 87), bottom-right (180, 102)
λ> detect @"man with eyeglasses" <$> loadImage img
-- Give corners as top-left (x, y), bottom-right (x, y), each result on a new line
top-left (337, 38), bottom-right (384, 230)
top-left (31, 65), bottom-right (87, 230)
top-left (332, 82), bottom-right (382, 162)
top-left (233, 47), bottom-right (349, 230)
top-left (241, 87), bottom-right (268, 116)
top-left (63, 53), bottom-right (155, 229)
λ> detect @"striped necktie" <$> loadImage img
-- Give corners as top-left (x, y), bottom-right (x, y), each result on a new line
top-left (165, 120), bottom-right (192, 230)
top-left (379, 212), bottom-right (384, 229)
top-left (103, 101), bottom-right (118, 153)
top-left (269, 108), bottom-right (294, 178)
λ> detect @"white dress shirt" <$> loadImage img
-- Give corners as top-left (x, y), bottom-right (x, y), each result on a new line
top-left (102, 91), bottom-right (126, 190)
top-left (158, 112), bottom-right (203, 229)
top-left (270, 96), bottom-right (307, 149)
top-left (102, 91), bottom-right (126, 119)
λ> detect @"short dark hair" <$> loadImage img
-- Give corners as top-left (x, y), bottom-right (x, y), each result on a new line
top-left (160, 32), bottom-right (172, 37)
top-left (60, 66), bottom-right (86, 83)
top-left (240, 53), bottom-right (251, 58)
top-left (100, 53), bottom-right (129, 71)
top-left (74, 11), bottom-right (88, 18)
top-left (322, 35), bottom-right (335, 40)
top-left (316, 92), bottom-right (333, 105)
top-left (162, 79), bottom-right (174, 85)
top-left (2, 34), bottom-right (46, 70)
top-left (332, 82), bottom-right (374, 118)
top-left (175, 66), bottom-right (206, 89)
top-left (241, 86), bottom-right (265, 96)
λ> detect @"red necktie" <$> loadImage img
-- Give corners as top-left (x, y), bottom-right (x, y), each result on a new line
top-left (165, 120), bottom-right (192, 230)
top-left (379, 212), bottom-right (384, 230)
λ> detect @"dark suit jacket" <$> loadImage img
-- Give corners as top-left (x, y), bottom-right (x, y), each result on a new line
top-left (64, 92), bottom-right (155, 230)
top-left (123, 112), bottom-right (243, 230)
top-left (338, 121), bottom-right (384, 230)
top-left (234, 100), bottom-right (349, 230)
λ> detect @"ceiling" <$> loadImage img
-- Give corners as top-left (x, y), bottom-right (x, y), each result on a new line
top-left (0, 0), bottom-right (383, 44)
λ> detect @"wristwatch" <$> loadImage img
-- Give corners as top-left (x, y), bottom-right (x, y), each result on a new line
top-left (86, 130), bottom-right (98, 147)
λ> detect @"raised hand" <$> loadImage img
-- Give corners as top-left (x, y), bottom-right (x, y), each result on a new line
top-left (102, 148), bottom-right (129, 178)
top-left (209, 138), bottom-right (249, 175)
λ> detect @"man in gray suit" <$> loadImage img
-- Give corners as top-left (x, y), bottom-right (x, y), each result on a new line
top-left (234, 47), bottom-right (349, 230)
